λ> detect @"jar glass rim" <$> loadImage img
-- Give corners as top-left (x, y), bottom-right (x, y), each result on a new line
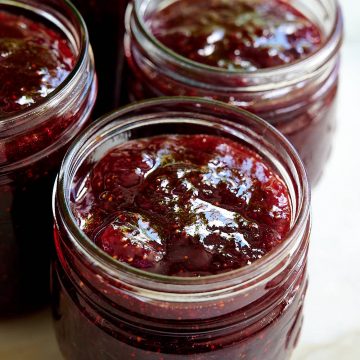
top-left (130, 0), bottom-right (343, 78)
top-left (55, 97), bottom-right (311, 291)
top-left (0, 0), bottom-right (90, 127)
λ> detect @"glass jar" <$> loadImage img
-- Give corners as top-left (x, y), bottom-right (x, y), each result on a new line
top-left (52, 98), bottom-right (310, 360)
top-left (125, 0), bottom-right (343, 185)
top-left (72, 0), bottom-right (130, 115)
top-left (0, 0), bottom-right (97, 315)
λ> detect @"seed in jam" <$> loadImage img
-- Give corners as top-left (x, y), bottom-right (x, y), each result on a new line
top-left (0, 11), bottom-right (74, 116)
top-left (148, 0), bottom-right (322, 70)
top-left (71, 135), bottom-right (291, 276)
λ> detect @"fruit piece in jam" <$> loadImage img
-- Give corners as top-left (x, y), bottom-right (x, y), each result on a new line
top-left (148, 0), bottom-right (323, 70)
top-left (71, 135), bottom-right (292, 276)
top-left (0, 10), bottom-right (74, 116)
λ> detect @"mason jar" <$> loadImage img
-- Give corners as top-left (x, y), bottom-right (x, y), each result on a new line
top-left (52, 98), bottom-right (311, 360)
top-left (125, 0), bottom-right (343, 185)
top-left (0, 0), bottom-right (97, 315)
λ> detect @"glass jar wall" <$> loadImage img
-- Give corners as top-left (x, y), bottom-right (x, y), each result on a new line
top-left (0, 0), bottom-right (97, 315)
top-left (52, 98), bottom-right (310, 360)
top-left (125, 0), bottom-right (343, 185)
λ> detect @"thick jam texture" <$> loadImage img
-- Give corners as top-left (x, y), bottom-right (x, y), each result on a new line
top-left (0, 11), bottom-right (74, 115)
top-left (149, 0), bottom-right (322, 70)
top-left (53, 131), bottom-right (306, 358)
top-left (72, 135), bottom-right (291, 276)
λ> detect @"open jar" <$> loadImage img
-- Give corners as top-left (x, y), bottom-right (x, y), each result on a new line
top-left (0, 0), bottom-right (97, 314)
top-left (52, 98), bottom-right (310, 360)
top-left (125, 0), bottom-right (343, 185)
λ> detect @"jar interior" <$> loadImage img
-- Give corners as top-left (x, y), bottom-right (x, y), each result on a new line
top-left (61, 99), bottom-right (309, 291)
top-left (0, 1), bottom-right (80, 65)
top-left (69, 115), bottom-right (299, 229)
top-left (137, 0), bottom-right (337, 53)
top-left (0, 0), bottom-right (91, 169)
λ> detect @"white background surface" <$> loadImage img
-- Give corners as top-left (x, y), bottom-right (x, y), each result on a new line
top-left (293, 0), bottom-right (360, 358)
top-left (0, 0), bottom-right (359, 359)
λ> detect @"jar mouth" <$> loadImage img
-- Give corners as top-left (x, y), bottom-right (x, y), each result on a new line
top-left (56, 97), bottom-right (310, 292)
top-left (0, 0), bottom-right (90, 128)
top-left (130, 0), bottom-right (343, 80)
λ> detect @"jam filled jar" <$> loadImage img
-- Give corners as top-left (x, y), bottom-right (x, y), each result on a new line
top-left (0, 0), bottom-right (97, 314)
top-left (52, 98), bottom-right (310, 360)
top-left (125, 0), bottom-right (344, 185)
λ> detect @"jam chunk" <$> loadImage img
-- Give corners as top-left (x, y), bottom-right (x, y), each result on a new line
top-left (0, 11), bottom-right (74, 116)
top-left (72, 135), bottom-right (291, 276)
top-left (148, 0), bottom-right (322, 70)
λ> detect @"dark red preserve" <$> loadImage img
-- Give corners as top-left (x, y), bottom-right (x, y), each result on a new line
top-left (72, 134), bottom-right (292, 276)
top-left (125, 0), bottom-right (344, 184)
top-left (0, 0), bottom-right (96, 314)
top-left (52, 98), bottom-right (311, 360)
top-left (0, 11), bottom-right (74, 115)
top-left (150, 0), bottom-right (322, 70)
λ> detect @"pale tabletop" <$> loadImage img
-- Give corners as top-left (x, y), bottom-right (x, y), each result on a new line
top-left (1, 1), bottom-right (359, 359)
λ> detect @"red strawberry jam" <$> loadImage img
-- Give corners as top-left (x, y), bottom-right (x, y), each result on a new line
top-left (149, 0), bottom-right (322, 70)
top-left (0, 3), bottom-right (96, 315)
top-left (0, 11), bottom-right (74, 115)
top-left (72, 135), bottom-right (291, 276)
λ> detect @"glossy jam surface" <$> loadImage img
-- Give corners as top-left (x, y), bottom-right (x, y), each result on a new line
top-left (0, 11), bottom-right (74, 116)
top-left (148, 0), bottom-right (322, 70)
top-left (72, 135), bottom-right (291, 276)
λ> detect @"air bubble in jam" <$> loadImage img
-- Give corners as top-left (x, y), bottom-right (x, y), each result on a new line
top-left (72, 134), bottom-right (292, 276)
